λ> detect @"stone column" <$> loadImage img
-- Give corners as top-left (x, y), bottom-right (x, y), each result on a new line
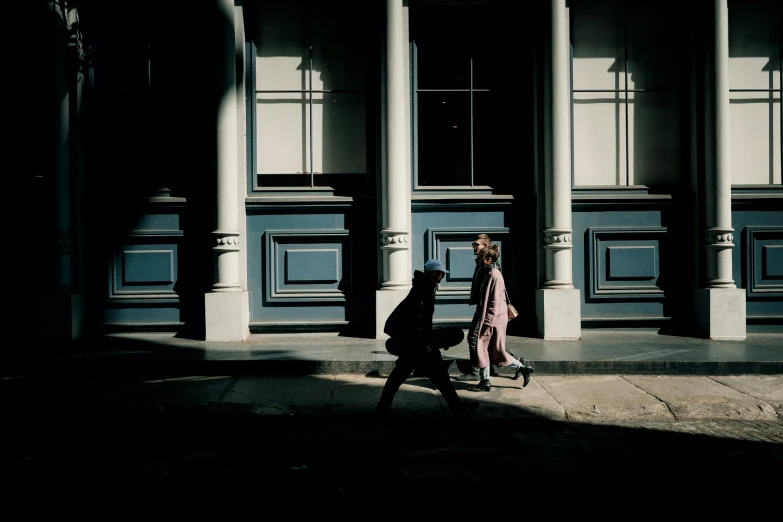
top-left (40, 1), bottom-right (84, 340)
top-left (694, 0), bottom-right (746, 340)
top-left (535, 0), bottom-right (581, 340)
top-left (375, 0), bottom-right (412, 339)
top-left (205, 0), bottom-right (249, 341)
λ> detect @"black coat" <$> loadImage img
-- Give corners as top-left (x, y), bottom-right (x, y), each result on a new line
top-left (383, 270), bottom-right (437, 338)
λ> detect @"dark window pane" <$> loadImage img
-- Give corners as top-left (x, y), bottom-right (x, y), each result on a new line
top-left (412, 6), bottom-right (470, 89)
top-left (472, 92), bottom-right (490, 186)
top-left (473, 90), bottom-right (522, 191)
top-left (415, 44), bottom-right (470, 89)
top-left (417, 92), bottom-right (471, 186)
top-left (471, 8), bottom-right (514, 90)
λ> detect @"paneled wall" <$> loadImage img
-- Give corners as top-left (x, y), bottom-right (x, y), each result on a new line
top-left (102, 202), bottom-right (186, 329)
top-left (732, 199), bottom-right (783, 322)
top-left (572, 196), bottom-right (692, 327)
top-left (245, 199), bottom-right (376, 334)
top-left (411, 199), bottom-right (535, 333)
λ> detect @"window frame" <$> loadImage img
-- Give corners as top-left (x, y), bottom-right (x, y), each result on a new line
top-left (409, 1), bottom-right (522, 196)
top-left (245, 2), bottom-right (370, 196)
top-left (727, 6), bottom-right (782, 187)
top-left (569, 0), bottom-right (680, 191)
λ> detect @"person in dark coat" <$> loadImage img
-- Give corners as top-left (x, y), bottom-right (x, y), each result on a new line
top-left (375, 259), bottom-right (479, 416)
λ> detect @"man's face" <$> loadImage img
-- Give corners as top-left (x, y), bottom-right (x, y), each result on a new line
top-left (433, 271), bottom-right (445, 283)
top-left (472, 239), bottom-right (488, 255)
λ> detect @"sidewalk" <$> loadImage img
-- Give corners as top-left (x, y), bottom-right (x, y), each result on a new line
top-left (3, 352), bottom-right (782, 430)
top-left (5, 372), bottom-right (781, 428)
top-left (4, 329), bottom-right (782, 377)
top-left (3, 329), bottom-right (782, 428)
top-left (2, 340), bottom-right (782, 519)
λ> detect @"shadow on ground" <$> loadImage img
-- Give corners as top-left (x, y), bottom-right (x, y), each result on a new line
top-left (1, 337), bottom-right (781, 520)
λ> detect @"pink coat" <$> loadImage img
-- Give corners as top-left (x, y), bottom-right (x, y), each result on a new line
top-left (476, 268), bottom-right (515, 369)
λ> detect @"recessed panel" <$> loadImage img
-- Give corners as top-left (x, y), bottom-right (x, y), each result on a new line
top-left (123, 250), bottom-right (174, 285)
top-left (446, 247), bottom-right (476, 282)
top-left (607, 246), bottom-right (656, 280)
top-left (110, 242), bottom-right (179, 302)
top-left (425, 227), bottom-right (510, 298)
top-left (266, 230), bottom-right (350, 302)
top-left (763, 245), bottom-right (783, 279)
top-left (747, 227), bottom-right (783, 296)
top-left (588, 227), bottom-right (666, 299)
top-left (285, 249), bottom-right (339, 284)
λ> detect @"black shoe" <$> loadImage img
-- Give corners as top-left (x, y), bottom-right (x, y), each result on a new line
top-left (452, 400), bottom-right (480, 415)
top-left (468, 379), bottom-right (491, 392)
top-left (513, 365), bottom-right (534, 387)
top-left (452, 372), bottom-right (479, 382)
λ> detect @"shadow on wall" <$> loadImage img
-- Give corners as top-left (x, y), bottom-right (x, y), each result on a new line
top-left (26, 1), bottom-right (248, 340)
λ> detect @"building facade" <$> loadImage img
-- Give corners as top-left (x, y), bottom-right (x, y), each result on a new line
top-left (26, 0), bottom-right (781, 342)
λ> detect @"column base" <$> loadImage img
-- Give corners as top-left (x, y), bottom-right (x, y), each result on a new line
top-left (536, 288), bottom-right (581, 340)
top-left (205, 291), bottom-right (250, 341)
top-left (694, 288), bottom-right (746, 340)
top-left (36, 293), bottom-right (85, 341)
top-left (375, 289), bottom-right (410, 340)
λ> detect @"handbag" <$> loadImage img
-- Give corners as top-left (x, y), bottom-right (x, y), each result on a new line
top-left (504, 289), bottom-right (518, 321)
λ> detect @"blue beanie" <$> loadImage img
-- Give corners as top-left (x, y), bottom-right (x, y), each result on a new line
top-left (424, 259), bottom-right (449, 273)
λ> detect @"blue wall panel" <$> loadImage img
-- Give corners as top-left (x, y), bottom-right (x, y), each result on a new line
top-left (412, 203), bottom-right (519, 323)
top-left (607, 246), bottom-right (656, 280)
top-left (247, 212), bottom-right (351, 324)
top-left (572, 206), bottom-right (670, 320)
top-left (731, 206), bottom-right (783, 319)
top-left (103, 209), bottom-right (184, 328)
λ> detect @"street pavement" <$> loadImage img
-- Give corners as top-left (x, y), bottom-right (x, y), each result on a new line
top-left (1, 370), bottom-right (781, 520)
top-left (1, 331), bottom-right (782, 520)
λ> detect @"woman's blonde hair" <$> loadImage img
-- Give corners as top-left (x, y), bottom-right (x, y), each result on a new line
top-left (477, 244), bottom-right (499, 263)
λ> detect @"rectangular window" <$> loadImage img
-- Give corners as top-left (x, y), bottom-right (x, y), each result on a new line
top-left (250, 0), bottom-right (368, 190)
top-left (729, 0), bottom-right (781, 185)
top-left (411, 2), bottom-right (525, 192)
top-left (571, 0), bottom-right (682, 187)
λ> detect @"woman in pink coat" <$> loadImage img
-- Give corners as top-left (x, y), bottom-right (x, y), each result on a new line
top-left (470, 245), bottom-right (534, 392)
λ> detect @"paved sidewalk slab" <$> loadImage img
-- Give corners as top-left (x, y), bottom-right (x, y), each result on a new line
top-left (331, 374), bottom-right (441, 416)
top-left (218, 376), bottom-right (334, 416)
top-left (624, 376), bottom-right (779, 421)
top-left (709, 376), bottom-right (783, 417)
top-left (535, 375), bottom-right (674, 423)
top-left (134, 375), bottom-right (235, 416)
top-left (452, 377), bottom-right (566, 420)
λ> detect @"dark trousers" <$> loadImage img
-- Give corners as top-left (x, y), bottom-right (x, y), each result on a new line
top-left (466, 308), bottom-right (482, 368)
top-left (377, 327), bottom-right (464, 410)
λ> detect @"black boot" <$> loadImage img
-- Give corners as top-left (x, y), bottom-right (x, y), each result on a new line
top-left (468, 379), bottom-right (491, 392)
top-left (513, 364), bottom-right (534, 387)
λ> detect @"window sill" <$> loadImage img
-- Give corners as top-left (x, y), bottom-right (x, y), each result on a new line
top-left (731, 185), bottom-right (783, 200)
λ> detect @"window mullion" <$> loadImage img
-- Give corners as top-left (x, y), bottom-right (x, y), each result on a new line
top-left (623, 1), bottom-right (630, 187)
top-left (470, 58), bottom-right (474, 187)
top-left (309, 41), bottom-right (314, 187)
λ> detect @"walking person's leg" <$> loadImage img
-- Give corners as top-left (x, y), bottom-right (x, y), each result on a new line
top-left (469, 325), bottom-right (493, 392)
top-left (375, 357), bottom-right (415, 414)
top-left (375, 337), bottom-right (417, 414)
top-left (454, 309), bottom-right (482, 381)
top-left (422, 348), bottom-right (478, 414)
